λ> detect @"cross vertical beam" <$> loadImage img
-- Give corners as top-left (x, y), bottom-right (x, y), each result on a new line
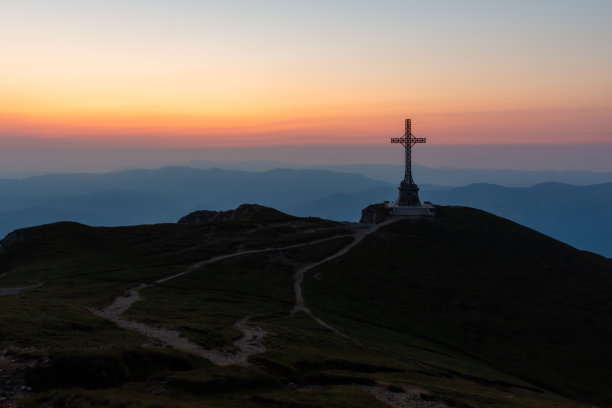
top-left (390, 118), bottom-right (426, 185)
top-left (404, 126), bottom-right (413, 184)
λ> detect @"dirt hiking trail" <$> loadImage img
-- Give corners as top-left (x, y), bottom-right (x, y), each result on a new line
top-left (93, 236), bottom-right (346, 365)
top-left (94, 217), bottom-right (400, 365)
top-left (292, 218), bottom-right (400, 335)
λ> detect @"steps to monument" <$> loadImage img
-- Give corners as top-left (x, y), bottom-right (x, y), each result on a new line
top-left (385, 201), bottom-right (436, 217)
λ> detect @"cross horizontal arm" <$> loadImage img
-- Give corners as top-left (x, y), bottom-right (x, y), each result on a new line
top-left (390, 137), bottom-right (426, 144)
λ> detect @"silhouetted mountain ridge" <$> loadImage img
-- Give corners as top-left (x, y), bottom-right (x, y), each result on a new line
top-left (0, 166), bottom-right (610, 257)
top-left (0, 205), bottom-right (610, 406)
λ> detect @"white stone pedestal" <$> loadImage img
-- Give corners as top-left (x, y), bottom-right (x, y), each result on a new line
top-left (385, 201), bottom-right (436, 217)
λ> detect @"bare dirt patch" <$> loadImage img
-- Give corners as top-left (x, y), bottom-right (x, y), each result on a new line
top-left (0, 348), bottom-right (41, 408)
top-left (0, 283), bottom-right (43, 297)
top-left (352, 384), bottom-right (449, 408)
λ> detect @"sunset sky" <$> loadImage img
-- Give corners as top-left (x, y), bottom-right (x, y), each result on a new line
top-left (1, 1), bottom-right (611, 163)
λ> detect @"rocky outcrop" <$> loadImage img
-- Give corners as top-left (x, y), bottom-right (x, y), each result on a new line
top-left (0, 230), bottom-right (29, 254)
top-left (178, 204), bottom-right (294, 224)
top-left (177, 210), bottom-right (220, 224)
top-left (359, 203), bottom-right (389, 224)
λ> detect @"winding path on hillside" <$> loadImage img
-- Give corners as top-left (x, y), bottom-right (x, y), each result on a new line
top-left (292, 217), bottom-right (400, 336)
top-left (93, 217), bottom-right (399, 365)
top-left (93, 235), bottom-right (347, 365)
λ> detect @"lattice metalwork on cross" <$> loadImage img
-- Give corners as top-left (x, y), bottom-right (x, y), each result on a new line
top-left (390, 119), bottom-right (426, 185)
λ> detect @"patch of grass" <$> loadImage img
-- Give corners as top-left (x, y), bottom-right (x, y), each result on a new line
top-left (168, 365), bottom-right (279, 394)
top-left (0, 295), bottom-right (147, 349)
top-left (303, 206), bottom-right (612, 406)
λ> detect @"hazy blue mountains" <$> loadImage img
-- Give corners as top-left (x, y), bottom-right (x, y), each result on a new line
top-left (184, 159), bottom-right (612, 187)
top-left (0, 166), bottom-right (610, 257)
top-left (0, 166), bottom-right (392, 237)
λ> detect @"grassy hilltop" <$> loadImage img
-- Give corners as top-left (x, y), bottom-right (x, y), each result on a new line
top-left (0, 205), bottom-right (610, 408)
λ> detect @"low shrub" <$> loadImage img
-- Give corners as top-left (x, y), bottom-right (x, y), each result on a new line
top-left (26, 348), bottom-right (195, 390)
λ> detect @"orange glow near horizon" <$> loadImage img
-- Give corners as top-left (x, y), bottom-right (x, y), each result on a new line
top-left (1, 2), bottom-right (611, 148)
top-left (1, 105), bottom-right (610, 147)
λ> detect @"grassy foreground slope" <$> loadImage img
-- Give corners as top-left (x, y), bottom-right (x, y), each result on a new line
top-left (304, 206), bottom-right (612, 406)
top-left (0, 205), bottom-right (609, 407)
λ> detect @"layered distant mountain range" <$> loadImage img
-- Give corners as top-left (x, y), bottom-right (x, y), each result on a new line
top-left (0, 165), bottom-right (610, 257)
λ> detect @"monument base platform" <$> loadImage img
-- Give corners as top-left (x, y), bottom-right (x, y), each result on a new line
top-left (385, 201), bottom-right (436, 217)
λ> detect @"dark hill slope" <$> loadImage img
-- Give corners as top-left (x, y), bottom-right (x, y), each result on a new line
top-left (422, 182), bottom-right (612, 257)
top-left (0, 206), bottom-right (609, 407)
top-left (303, 206), bottom-right (612, 406)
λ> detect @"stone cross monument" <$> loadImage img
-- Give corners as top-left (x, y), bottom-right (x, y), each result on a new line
top-left (390, 119), bottom-right (426, 206)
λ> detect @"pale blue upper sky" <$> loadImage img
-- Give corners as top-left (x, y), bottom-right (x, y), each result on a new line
top-left (0, 0), bottom-right (611, 171)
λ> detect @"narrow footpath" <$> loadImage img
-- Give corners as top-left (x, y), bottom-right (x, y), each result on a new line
top-left (93, 235), bottom-right (347, 365)
top-left (292, 217), bottom-right (400, 336)
top-left (93, 217), bottom-right (399, 365)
